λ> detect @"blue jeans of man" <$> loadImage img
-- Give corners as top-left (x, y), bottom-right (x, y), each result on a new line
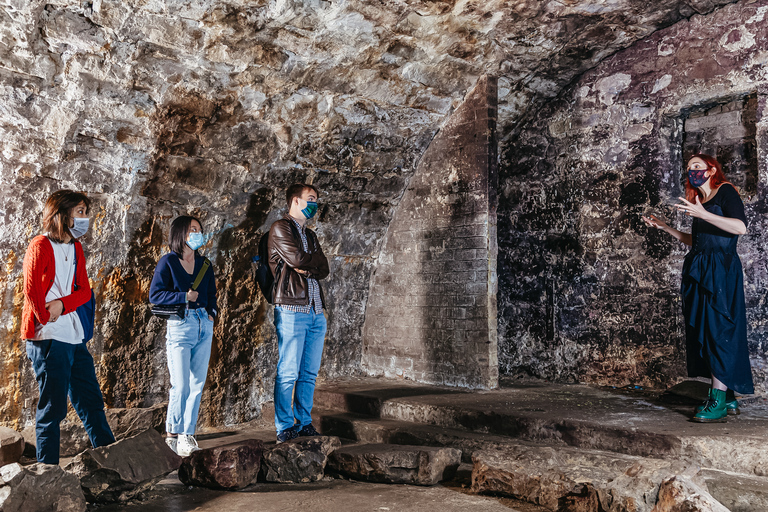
top-left (26, 339), bottom-right (115, 464)
top-left (166, 308), bottom-right (213, 435)
top-left (273, 307), bottom-right (327, 432)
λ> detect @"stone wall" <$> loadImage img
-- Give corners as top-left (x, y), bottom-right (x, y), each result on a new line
top-left (362, 76), bottom-right (499, 389)
top-left (498, 0), bottom-right (768, 391)
top-left (0, 0), bottom-right (445, 430)
top-left (0, 0), bottom-right (750, 430)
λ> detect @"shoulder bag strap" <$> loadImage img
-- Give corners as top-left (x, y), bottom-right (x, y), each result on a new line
top-left (191, 258), bottom-right (211, 291)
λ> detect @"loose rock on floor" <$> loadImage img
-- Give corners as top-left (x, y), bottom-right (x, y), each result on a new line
top-left (328, 443), bottom-right (461, 486)
top-left (178, 438), bottom-right (263, 490)
top-left (0, 427), bottom-right (25, 466)
top-left (22, 404), bottom-right (168, 458)
top-left (64, 428), bottom-right (181, 502)
top-left (260, 436), bottom-right (341, 483)
top-left (0, 462), bottom-right (87, 512)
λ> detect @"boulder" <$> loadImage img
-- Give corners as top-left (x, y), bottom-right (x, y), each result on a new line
top-left (23, 403), bottom-right (168, 458)
top-left (0, 427), bottom-right (25, 466)
top-left (0, 462), bottom-right (87, 512)
top-left (260, 436), bottom-right (341, 483)
top-left (178, 439), bottom-right (264, 490)
top-left (328, 443), bottom-right (461, 486)
top-left (652, 475), bottom-right (729, 512)
top-left (64, 428), bottom-right (181, 502)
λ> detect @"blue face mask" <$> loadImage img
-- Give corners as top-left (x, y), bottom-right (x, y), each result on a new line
top-left (186, 232), bottom-right (205, 251)
top-left (301, 201), bottom-right (318, 219)
top-left (69, 218), bottom-right (89, 238)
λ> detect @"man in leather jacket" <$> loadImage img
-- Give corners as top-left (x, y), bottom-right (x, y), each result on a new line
top-left (267, 184), bottom-right (330, 442)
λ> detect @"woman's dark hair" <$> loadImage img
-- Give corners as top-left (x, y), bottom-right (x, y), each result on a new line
top-left (286, 183), bottom-right (319, 206)
top-left (169, 215), bottom-right (203, 256)
top-left (42, 190), bottom-right (90, 243)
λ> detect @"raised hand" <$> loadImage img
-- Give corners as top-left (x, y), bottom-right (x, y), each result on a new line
top-left (642, 214), bottom-right (669, 231)
top-left (675, 195), bottom-right (708, 219)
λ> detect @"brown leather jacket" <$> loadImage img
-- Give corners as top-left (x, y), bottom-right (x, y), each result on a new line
top-left (267, 216), bottom-right (329, 306)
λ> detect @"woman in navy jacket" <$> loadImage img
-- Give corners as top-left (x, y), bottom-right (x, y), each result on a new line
top-left (149, 215), bottom-right (217, 456)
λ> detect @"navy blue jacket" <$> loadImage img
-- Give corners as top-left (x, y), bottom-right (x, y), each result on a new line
top-left (149, 252), bottom-right (218, 318)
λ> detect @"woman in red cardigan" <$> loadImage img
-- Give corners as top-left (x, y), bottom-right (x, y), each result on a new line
top-left (23, 190), bottom-right (114, 464)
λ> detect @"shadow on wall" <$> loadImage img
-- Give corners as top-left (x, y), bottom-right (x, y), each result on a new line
top-left (97, 188), bottom-right (279, 429)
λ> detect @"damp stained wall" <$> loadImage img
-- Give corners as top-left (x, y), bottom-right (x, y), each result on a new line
top-left (498, 0), bottom-right (768, 391)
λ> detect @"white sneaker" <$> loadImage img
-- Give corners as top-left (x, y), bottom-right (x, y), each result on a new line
top-left (165, 436), bottom-right (178, 454)
top-left (176, 434), bottom-right (201, 457)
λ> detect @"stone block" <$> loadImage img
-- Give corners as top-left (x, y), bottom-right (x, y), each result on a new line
top-left (260, 436), bottom-right (341, 483)
top-left (23, 403), bottom-right (167, 458)
top-left (471, 447), bottom-right (693, 512)
top-left (64, 429), bottom-right (182, 503)
top-left (652, 475), bottom-right (729, 512)
top-left (0, 462), bottom-right (86, 512)
top-left (0, 427), bottom-right (25, 466)
top-left (178, 439), bottom-right (264, 490)
top-left (328, 443), bottom-right (461, 486)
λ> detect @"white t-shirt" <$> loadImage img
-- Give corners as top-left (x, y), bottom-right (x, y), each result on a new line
top-left (32, 238), bottom-right (84, 344)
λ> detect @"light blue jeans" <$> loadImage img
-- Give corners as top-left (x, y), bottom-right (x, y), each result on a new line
top-left (166, 308), bottom-right (213, 435)
top-left (274, 307), bottom-right (327, 432)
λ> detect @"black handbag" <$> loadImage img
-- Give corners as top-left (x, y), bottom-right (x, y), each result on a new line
top-left (151, 258), bottom-right (211, 319)
top-left (150, 303), bottom-right (187, 319)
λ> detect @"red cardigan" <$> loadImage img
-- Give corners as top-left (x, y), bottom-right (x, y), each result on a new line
top-left (21, 235), bottom-right (91, 340)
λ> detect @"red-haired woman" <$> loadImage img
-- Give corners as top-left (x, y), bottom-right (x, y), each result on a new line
top-left (22, 190), bottom-right (115, 464)
top-left (643, 154), bottom-right (753, 422)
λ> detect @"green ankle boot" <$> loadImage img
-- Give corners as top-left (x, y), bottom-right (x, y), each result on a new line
top-left (695, 389), bottom-right (740, 416)
top-left (693, 388), bottom-right (728, 423)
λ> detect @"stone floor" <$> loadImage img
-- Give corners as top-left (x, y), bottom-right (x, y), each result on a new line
top-left (89, 474), bottom-right (544, 512)
top-left (85, 377), bottom-right (768, 511)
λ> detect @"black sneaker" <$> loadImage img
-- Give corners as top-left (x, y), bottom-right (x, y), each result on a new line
top-left (276, 427), bottom-right (298, 443)
top-left (297, 423), bottom-right (320, 437)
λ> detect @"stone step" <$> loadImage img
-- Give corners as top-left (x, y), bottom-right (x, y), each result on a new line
top-left (313, 384), bottom-right (683, 459)
top-left (313, 409), bottom-right (571, 463)
top-left (312, 410), bottom-right (768, 511)
top-left (700, 469), bottom-right (768, 512)
top-left (313, 380), bottom-right (768, 478)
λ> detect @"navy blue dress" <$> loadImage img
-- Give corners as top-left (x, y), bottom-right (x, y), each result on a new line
top-left (681, 184), bottom-right (754, 394)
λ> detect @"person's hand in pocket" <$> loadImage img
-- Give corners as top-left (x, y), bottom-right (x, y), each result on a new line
top-left (45, 299), bottom-right (63, 322)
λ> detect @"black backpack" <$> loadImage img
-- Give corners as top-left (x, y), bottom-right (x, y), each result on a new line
top-left (255, 231), bottom-right (281, 304)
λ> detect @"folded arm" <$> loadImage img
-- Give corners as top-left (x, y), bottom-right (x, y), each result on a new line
top-left (149, 258), bottom-right (187, 305)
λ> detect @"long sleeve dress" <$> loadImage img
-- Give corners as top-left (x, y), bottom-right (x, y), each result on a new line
top-left (681, 183), bottom-right (754, 394)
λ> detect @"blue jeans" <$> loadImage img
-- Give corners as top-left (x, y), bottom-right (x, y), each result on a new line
top-left (274, 307), bottom-right (327, 432)
top-left (166, 308), bottom-right (213, 435)
top-left (26, 340), bottom-right (115, 464)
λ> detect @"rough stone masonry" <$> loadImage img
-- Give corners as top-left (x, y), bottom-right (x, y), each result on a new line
top-left (0, 0), bottom-right (756, 433)
top-left (362, 76), bottom-right (499, 389)
top-left (498, 0), bottom-right (768, 390)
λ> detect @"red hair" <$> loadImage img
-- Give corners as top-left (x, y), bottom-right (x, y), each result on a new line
top-left (684, 153), bottom-right (732, 203)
